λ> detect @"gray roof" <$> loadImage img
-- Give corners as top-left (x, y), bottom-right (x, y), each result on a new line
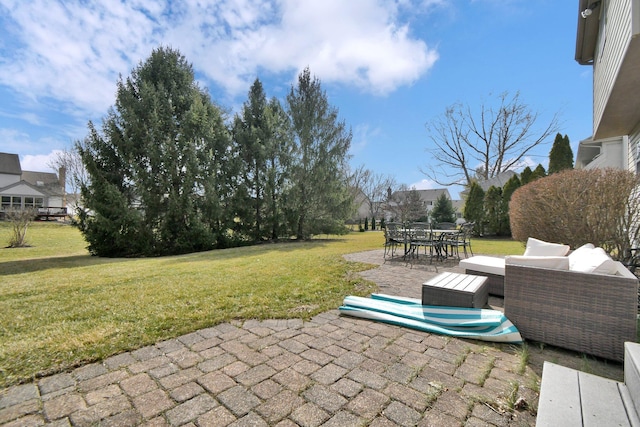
top-left (0, 152), bottom-right (22, 175)
top-left (391, 188), bottom-right (451, 203)
top-left (477, 170), bottom-right (517, 191)
top-left (21, 171), bottom-right (64, 196)
top-left (22, 171), bottom-right (59, 186)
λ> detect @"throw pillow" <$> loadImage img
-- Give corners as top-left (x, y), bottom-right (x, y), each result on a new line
top-left (570, 246), bottom-right (618, 275)
top-left (568, 243), bottom-right (596, 270)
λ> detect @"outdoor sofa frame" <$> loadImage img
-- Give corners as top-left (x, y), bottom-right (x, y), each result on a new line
top-left (503, 263), bottom-right (638, 362)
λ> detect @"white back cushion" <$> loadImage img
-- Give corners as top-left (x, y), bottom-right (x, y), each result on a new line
top-left (523, 237), bottom-right (570, 256)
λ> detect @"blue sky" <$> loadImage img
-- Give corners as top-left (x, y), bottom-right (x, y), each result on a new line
top-left (0, 0), bottom-right (592, 199)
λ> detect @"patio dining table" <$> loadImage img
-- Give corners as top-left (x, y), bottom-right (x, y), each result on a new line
top-left (399, 226), bottom-right (460, 261)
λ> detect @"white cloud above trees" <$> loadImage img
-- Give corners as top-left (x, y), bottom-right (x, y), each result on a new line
top-left (0, 0), bottom-right (439, 116)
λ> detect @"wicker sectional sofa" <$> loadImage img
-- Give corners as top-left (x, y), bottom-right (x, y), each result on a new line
top-left (460, 238), bottom-right (639, 361)
top-left (504, 262), bottom-right (638, 362)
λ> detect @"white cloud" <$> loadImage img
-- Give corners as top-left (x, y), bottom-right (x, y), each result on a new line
top-left (0, 0), bottom-right (438, 117)
top-left (410, 179), bottom-right (436, 190)
top-left (350, 123), bottom-right (383, 154)
top-left (0, 128), bottom-right (38, 153)
top-left (21, 151), bottom-right (61, 173)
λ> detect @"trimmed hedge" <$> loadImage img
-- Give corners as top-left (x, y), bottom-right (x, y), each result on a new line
top-left (509, 168), bottom-right (639, 258)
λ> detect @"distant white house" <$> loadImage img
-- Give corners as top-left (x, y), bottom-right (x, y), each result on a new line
top-left (383, 188), bottom-right (463, 222)
top-left (458, 170), bottom-right (517, 201)
top-left (0, 152), bottom-right (67, 219)
top-left (574, 0), bottom-right (640, 172)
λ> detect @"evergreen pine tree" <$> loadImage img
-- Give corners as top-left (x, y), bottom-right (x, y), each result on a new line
top-left (501, 175), bottom-right (521, 236)
top-left (548, 133), bottom-right (574, 174)
top-left (532, 164), bottom-right (547, 180)
top-left (77, 47), bottom-right (231, 256)
top-left (286, 67), bottom-right (352, 239)
top-left (484, 186), bottom-right (507, 235)
top-left (263, 97), bottom-right (293, 240)
top-left (520, 166), bottom-right (534, 185)
top-left (432, 192), bottom-right (456, 224)
top-left (233, 78), bottom-right (269, 241)
top-left (463, 182), bottom-right (485, 235)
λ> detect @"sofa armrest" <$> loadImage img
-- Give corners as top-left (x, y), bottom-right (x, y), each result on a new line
top-left (504, 264), bottom-right (638, 362)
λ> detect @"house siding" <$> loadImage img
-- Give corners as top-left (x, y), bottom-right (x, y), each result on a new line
top-left (0, 183), bottom-right (46, 197)
top-left (630, 123), bottom-right (640, 173)
top-left (593, 0), bottom-right (633, 135)
top-left (0, 175), bottom-right (20, 188)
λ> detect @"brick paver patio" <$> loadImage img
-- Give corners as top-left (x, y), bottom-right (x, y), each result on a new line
top-left (0, 249), bottom-right (624, 426)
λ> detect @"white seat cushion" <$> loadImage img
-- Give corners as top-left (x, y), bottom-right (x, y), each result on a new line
top-left (459, 256), bottom-right (505, 276)
top-left (505, 255), bottom-right (570, 271)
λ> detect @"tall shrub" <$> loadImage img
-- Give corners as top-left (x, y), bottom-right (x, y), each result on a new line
top-left (548, 133), bottom-right (574, 174)
top-left (463, 181), bottom-right (485, 235)
top-left (5, 208), bottom-right (36, 248)
top-left (501, 175), bottom-right (521, 236)
top-left (484, 186), bottom-right (508, 236)
top-left (510, 168), bottom-right (639, 258)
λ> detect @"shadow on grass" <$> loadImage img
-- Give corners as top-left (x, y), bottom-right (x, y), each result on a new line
top-left (0, 238), bottom-right (345, 276)
top-left (0, 254), bottom-right (136, 276)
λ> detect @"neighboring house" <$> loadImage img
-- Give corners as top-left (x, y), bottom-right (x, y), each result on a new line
top-left (351, 189), bottom-right (384, 222)
top-left (458, 170), bottom-right (517, 200)
top-left (384, 188), bottom-right (455, 222)
top-left (451, 200), bottom-right (466, 225)
top-left (0, 152), bottom-right (67, 219)
top-left (575, 0), bottom-right (640, 172)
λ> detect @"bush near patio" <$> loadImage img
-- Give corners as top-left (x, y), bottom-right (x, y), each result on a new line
top-left (509, 168), bottom-right (640, 258)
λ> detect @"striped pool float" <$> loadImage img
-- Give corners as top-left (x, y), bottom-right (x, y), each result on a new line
top-left (339, 294), bottom-right (522, 343)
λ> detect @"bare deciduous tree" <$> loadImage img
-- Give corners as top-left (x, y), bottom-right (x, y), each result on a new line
top-left (423, 91), bottom-right (560, 186)
top-left (350, 165), bottom-right (396, 219)
top-left (385, 185), bottom-right (424, 223)
top-left (47, 144), bottom-right (89, 213)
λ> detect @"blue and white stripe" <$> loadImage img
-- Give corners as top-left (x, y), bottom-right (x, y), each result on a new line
top-left (339, 294), bottom-right (523, 343)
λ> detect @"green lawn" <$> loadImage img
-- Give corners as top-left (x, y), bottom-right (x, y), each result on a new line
top-left (0, 222), bottom-right (522, 388)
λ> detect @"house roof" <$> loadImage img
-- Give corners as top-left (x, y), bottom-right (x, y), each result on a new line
top-left (575, 0), bottom-right (640, 139)
top-left (0, 180), bottom-right (48, 197)
top-left (458, 170), bottom-right (518, 200)
top-left (574, 0), bottom-right (601, 65)
top-left (0, 152), bottom-right (22, 175)
top-left (22, 171), bottom-right (60, 187)
top-left (391, 188), bottom-right (451, 203)
top-left (476, 170), bottom-right (516, 191)
top-left (1, 179), bottom-right (64, 197)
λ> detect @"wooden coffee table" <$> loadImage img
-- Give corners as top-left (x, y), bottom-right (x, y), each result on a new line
top-left (422, 272), bottom-right (489, 308)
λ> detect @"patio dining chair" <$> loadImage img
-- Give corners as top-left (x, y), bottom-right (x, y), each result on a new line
top-left (408, 222), bottom-right (439, 264)
top-left (383, 222), bottom-right (405, 258)
top-left (443, 222), bottom-right (475, 259)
